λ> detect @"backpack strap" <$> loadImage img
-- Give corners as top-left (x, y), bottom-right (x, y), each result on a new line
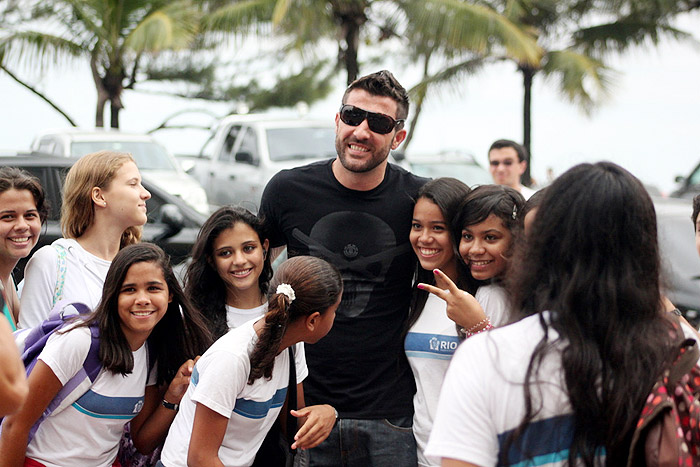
top-left (51, 243), bottom-right (68, 307)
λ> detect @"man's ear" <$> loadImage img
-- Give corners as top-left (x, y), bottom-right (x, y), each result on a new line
top-left (391, 129), bottom-right (407, 150)
top-left (517, 160), bottom-right (527, 176)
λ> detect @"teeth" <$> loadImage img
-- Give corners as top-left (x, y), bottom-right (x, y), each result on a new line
top-left (232, 269), bottom-right (252, 277)
top-left (349, 144), bottom-right (368, 152)
top-left (132, 311), bottom-right (153, 316)
top-left (470, 260), bottom-right (491, 266)
top-left (10, 237), bottom-right (30, 243)
top-left (420, 248), bottom-right (440, 256)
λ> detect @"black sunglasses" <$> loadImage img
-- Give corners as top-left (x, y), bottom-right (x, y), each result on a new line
top-left (339, 104), bottom-right (404, 135)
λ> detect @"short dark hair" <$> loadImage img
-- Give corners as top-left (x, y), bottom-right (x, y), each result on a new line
top-left (488, 139), bottom-right (528, 164)
top-left (342, 70), bottom-right (409, 121)
top-left (693, 194), bottom-right (700, 231)
top-left (519, 187), bottom-right (547, 225)
top-left (0, 166), bottom-right (49, 223)
top-left (453, 184), bottom-right (525, 246)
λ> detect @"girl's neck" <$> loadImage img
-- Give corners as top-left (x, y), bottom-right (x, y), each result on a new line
top-left (76, 223), bottom-right (124, 261)
top-left (438, 258), bottom-right (460, 284)
top-left (226, 287), bottom-right (265, 310)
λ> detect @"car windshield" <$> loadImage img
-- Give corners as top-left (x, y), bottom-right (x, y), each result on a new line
top-left (266, 127), bottom-right (336, 162)
top-left (410, 162), bottom-right (492, 187)
top-left (71, 141), bottom-right (177, 171)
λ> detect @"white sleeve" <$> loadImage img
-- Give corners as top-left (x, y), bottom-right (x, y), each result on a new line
top-left (294, 342), bottom-right (308, 383)
top-left (476, 285), bottom-right (510, 328)
top-left (191, 350), bottom-right (249, 419)
top-left (425, 339), bottom-right (500, 466)
top-left (18, 245), bottom-right (59, 329)
top-left (37, 327), bottom-right (91, 385)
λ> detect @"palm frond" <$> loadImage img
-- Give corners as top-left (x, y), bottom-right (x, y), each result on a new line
top-left (541, 48), bottom-right (615, 114)
top-left (0, 31), bottom-right (85, 71)
top-left (408, 56), bottom-right (488, 99)
top-left (399, 0), bottom-right (542, 66)
top-left (126, 1), bottom-right (201, 52)
top-left (201, 0), bottom-right (276, 33)
top-left (573, 19), bottom-right (693, 57)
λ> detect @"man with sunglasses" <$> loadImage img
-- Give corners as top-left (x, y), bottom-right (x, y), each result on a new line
top-left (260, 70), bottom-right (426, 466)
top-left (488, 139), bottom-right (536, 199)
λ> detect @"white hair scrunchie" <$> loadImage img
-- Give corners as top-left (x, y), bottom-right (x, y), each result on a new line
top-left (276, 283), bottom-right (296, 303)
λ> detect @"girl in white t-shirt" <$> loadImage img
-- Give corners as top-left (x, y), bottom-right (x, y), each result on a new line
top-left (406, 180), bottom-right (524, 466)
top-left (19, 151), bottom-right (152, 329)
top-left (185, 206), bottom-right (274, 340)
top-left (160, 255), bottom-right (343, 467)
top-left (0, 243), bottom-right (211, 467)
top-left (418, 184), bottom-right (525, 332)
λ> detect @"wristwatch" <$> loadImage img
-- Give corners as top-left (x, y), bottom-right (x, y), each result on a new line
top-left (162, 399), bottom-right (179, 411)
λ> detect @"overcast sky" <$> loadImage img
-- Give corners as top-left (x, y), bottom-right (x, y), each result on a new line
top-left (1, 11), bottom-right (699, 194)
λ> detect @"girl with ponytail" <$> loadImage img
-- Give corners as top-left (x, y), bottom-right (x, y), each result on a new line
top-left (160, 256), bottom-right (342, 467)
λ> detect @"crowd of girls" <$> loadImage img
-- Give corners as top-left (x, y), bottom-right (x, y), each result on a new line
top-left (4, 153), bottom-right (700, 467)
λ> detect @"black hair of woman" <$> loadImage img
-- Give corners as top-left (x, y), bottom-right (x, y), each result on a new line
top-left (248, 255), bottom-right (343, 384)
top-left (452, 184), bottom-right (525, 292)
top-left (505, 162), bottom-right (678, 466)
top-left (185, 206), bottom-right (273, 340)
top-left (406, 177), bottom-right (471, 333)
top-left (84, 243), bottom-right (212, 386)
top-left (0, 167), bottom-right (49, 224)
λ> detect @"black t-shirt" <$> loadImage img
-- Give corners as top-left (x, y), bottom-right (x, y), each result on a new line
top-left (260, 159), bottom-right (428, 419)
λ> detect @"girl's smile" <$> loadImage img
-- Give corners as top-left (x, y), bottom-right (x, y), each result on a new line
top-left (459, 214), bottom-right (512, 281)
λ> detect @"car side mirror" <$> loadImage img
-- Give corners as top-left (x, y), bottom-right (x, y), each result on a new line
top-left (154, 203), bottom-right (185, 242)
top-left (235, 151), bottom-right (259, 166)
top-left (675, 175), bottom-right (686, 184)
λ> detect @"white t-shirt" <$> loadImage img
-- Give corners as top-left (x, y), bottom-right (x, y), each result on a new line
top-left (405, 293), bottom-right (460, 467)
top-left (475, 283), bottom-right (511, 327)
top-left (425, 313), bottom-right (700, 466)
top-left (26, 326), bottom-right (156, 467)
top-left (404, 285), bottom-right (512, 466)
top-left (226, 303), bottom-right (267, 330)
top-left (160, 320), bottom-right (308, 467)
top-left (19, 238), bottom-right (111, 328)
top-left (520, 185), bottom-right (536, 200)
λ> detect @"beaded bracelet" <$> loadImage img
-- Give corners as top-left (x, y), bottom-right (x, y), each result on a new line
top-left (466, 322), bottom-right (493, 338)
top-left (466, 317), bottom-right (491, 334)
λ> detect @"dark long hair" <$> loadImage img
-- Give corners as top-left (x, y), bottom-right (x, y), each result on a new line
top-left (85, 243), bottom-right (212, 386)
top-left (248, 256), bottom-right (342, 384)
top-left (452, 184), bottom-right (524, 293)
top-left (505, 162), bottom-right (677, 466)
top-left (185, 206), bottom-right (273, 340)
top-left (406, 178), bottom-right (471, 333)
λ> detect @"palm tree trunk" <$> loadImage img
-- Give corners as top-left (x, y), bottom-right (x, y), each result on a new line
top-left (521, 65), bottom-right (534, 186)
top-left (91, 52), bottom-right (108, 128)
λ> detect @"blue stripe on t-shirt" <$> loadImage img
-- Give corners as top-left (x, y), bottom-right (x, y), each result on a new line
top-left (71, 390), bottom-right (144, 420)
top-left (233, 387), bottom-right (287, 419)
top-left (497, 414), bottom-right (577, 466)
top-left (404, 332), bottom-right (460, 360)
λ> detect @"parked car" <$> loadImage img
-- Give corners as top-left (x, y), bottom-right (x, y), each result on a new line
top-left (178, 115), bottom-right (339, 212)
top-left (404, 150), bottom-right (493, 188)
top-left (30, 129), bottom-right (210, 214)
top-left (2, 154), bottom-right (206, 282)
top-left (672, 159), bottom-right (700, 199)
top-left (654, 196), bottom-right (700, 326)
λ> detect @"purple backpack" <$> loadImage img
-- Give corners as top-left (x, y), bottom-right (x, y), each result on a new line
top-left (6, 300), bottom-right (100, 442)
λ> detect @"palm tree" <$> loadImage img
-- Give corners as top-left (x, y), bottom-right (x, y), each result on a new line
top-left (0, 0), bottom-right (200, 128)
top-left (394, 0), bottom-right (542, 151)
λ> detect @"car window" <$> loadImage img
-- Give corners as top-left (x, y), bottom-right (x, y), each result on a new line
top-left (237, 127), bottom-right (259, 163)
top-left (220, 125), bottom-right (242, 163)
top-left (689, 166), bottom-right (700, 186)
top-left (266, 127), bottom-right (336, 162)
top-left (71, 141), bottom-right (177, 171)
